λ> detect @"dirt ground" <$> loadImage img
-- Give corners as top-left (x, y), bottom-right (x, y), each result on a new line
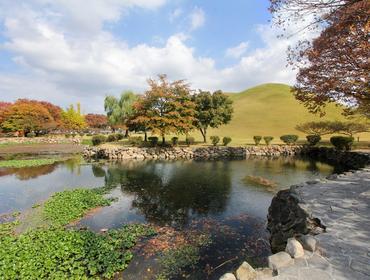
top-left (0, 143), bottom-right (84, 156)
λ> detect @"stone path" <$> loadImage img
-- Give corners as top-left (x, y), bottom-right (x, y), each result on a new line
top-left (221, 166), bottom-right (370, 280)
top-left (279, 167), bottom-right (370, 280)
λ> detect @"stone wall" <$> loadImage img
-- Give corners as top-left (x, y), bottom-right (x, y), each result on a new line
top-left (0, 137), bottom-right (81, 145)
top-left (83, 145), bottom-right (303, 161)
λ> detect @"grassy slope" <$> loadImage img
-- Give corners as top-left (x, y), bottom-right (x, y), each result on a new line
top-left (201, 83), bottom-right (369, 144)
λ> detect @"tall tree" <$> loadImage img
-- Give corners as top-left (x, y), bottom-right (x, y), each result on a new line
top-left (104, 91), bottom-right (138, 136)
top-left (0, 100), bottom-right (54, 135)
top-left (193, 90), bottom-right (233, 143)
top-left (85, 114), bottom-right (108, 129)
top-left (61, 103), bottom-right (86, 131)
top-left (131, 75), bottom-right (196, 144)
top-left (270, 0), bottom-right (370, 117)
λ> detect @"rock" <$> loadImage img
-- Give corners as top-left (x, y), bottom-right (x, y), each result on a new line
top-left (220, 273), bottom-right (237, 280)
top-left (236, 261), bottom-right (257, 280)
top-left (268, 252), bottom-right (294, 271)
top-left (299, 235), bottom-right (317, 252)
top-left (285, 238), bottom-right (304, 258)
top-left (255, 268), bottom-right (274, 279)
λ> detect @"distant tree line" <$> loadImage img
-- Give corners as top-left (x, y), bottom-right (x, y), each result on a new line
top-left (104, 74), bottom-right (233, 144)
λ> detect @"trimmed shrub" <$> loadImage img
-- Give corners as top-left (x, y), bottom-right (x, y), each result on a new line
top-left (185, 137), bottom-right (195, 146)
top-left (306, 135), bottom-right (321, 146)
top-left (26, 132), bottom-right (36, 138)
top-left (148, 136), bottom-right (159, 147)
top-left (253, 136), bottom-right (262, 145)
top-left (280, 134), bottom-right (299, 145)
top-left (171, 137), bottom-right (179, 146)
top-left (223, 137), bottom-right (232, 146)
top-left (263, 136), bottom-right (274, 145)
top-left (330, 136), bottom-right (354, 151)
top-left (128, 136), bottom-right (143, 146)
top-left (65, 134), bottom-right (71, 138)
top-left (210, 136), bottom-right (220, 146)
top-left (107, 134), bottom-right (118, 142)
top-left (79, 132), bottom-right (85, 137)
top-left (116, 133), bottom-right (124, 140)
top-left (92, 135), bottom-right (107, 146)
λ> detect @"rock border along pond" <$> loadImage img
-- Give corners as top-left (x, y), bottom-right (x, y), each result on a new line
top-left (83, 145), bottom-right (302, 160)
top-left (221, 150), bottom-right (370, 280)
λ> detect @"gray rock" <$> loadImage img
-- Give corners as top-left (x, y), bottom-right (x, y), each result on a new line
top-left (299, 235), bottom-right (317, 252)
top-left (268, 252), bottom-right (294, 271)
top-left (236, 261), bottom-right (257, 280)
top-left (255, 268), bottom-right (274, 279)
top-left (285, 238), bottom-right (304, 258)
top-left (220, 273), bottom-right (237, 280)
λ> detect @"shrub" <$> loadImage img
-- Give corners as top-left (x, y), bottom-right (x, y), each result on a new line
top-left (223, 137), bottom-right (232, 146)
top-left (253, 136), bottom-right (262, 145)
top-left (185, 137), bottom-right (195, 146)
top-left (107, 134), bottom-right (118, 142)
top-left (330, 136), bottom-right (354, 151)
top-left (210, 136), bottom-right (220, 146)
top-left (65, 133), bottom-right (71, 138)
top-left (263, 136), bottom-right (274, 145)
top-left (128, 136), bottom-right (143, 146)
top-left (116, 133), bottom-right (124, 140)
top-left (26, 132), bottom-right (36, 138)
top-left (280, 134), bottom-right (299, 145)
top-left (79, 132), bottom-right (85, 137)
top-left (306, 135), bottom-right (321, 146)
top-left (92, 135), bottom-right (107, 146)
top-left (148, 136), bottom-right (159, 147)
top-left (171, 137), bottom-right (179, 146)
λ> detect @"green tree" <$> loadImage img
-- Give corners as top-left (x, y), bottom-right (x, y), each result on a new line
top-left (193, 90), bottom-right (233, 143)
top-left (104, 91), bottom-right (138, 137)
top-left (61, 103), bottom-right (86, 131)
top-left (131, 75), bottom-right (196, 144)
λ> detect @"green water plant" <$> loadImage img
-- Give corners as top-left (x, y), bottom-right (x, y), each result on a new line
top-left (0, 158), bottom-right (59, 168)
top-left (0, 224), bottom-right (155, 279)
top-left (43, 188), bottom-right (113, 226)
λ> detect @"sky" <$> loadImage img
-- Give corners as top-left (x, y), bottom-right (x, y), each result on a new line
top-left (0, 0), bottom-right (311, 113)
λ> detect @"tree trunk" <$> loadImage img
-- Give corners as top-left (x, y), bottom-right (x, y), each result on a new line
top-left (162, 136), bottom-right (165, 145)
top-left (125, 129), bottom-right (129, 138)
top-left (200, 128), bottom-right (207, 143)
top-left (144, 130), bottom-right (148, 142)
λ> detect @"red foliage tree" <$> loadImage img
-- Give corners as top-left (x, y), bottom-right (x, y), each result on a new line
top-left (85, 114), bottom-right (108, 129)
top-left (0, 100), bottom-right (54, 134)
top-left (270, 0), bottom-right (370, 117)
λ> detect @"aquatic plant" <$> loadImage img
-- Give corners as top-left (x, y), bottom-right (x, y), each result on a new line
top-left (0, 224), bottom-right (155, 279)
top-left (0, 158), bottom-right (59, 168)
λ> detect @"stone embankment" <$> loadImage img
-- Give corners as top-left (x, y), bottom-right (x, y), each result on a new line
top-left (0, 137), bottom-right (81, 145)
top-left (83, 145), bottom-right (302, 160)
top-left (220, 154), bottom-right (370, 280)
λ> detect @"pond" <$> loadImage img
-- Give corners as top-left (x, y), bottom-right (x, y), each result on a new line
top-left (0, 156), bottom-right (336, 279)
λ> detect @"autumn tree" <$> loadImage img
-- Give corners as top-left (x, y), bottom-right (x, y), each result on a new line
top-left (61, 103), bottom-right (86, 131)
top-left (85, 114), bottom-right (108, 129)
top-left (295, 121), bottom-right (336, 136)
top-left (0, 102), bottom-right (12, 124)
top-left (193, 90), bottom-right (233, 143)
top-left (104, 91), bottom-right (138, 136)
top-left (131, 75), bottom-right (196, 144)
top-left (270, 0), bottom-right (370, 117)
top-left (0, 100), bottom-right (54, 135)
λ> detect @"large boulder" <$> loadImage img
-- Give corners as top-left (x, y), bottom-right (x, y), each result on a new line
top-left (285, 238), bottom-right (304, 258)
top-left (236, 261), bottom-right (257, 280)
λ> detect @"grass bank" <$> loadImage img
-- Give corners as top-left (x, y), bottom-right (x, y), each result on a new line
top-left (0, 158), bottom-right (61, 168)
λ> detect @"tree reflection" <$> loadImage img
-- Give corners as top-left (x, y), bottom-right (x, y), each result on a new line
top-left (102, 161), bottom-right (232, 228)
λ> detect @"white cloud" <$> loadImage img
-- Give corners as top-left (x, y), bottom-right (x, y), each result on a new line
top-left (189, 7), bottom-right (205, 31)
top-left (0, 1), bottom-right (318, 112)
top-left (169, 8), bottom-right (182, 22)
top-left (226, 42), bottom-right (249, 59)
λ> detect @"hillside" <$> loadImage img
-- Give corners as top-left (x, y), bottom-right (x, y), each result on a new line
top-left (204, 83), bottom-right (352, 143)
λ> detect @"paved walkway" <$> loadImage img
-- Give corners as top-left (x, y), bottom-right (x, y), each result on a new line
top-left (277, 167), bottom-right (370, 280)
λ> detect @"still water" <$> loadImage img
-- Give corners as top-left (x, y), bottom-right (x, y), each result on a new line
top-left (0, 156), bottom-right (335, 279)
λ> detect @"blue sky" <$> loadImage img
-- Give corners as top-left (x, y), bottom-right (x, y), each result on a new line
top-left (0, 0), bottom-right (303, 113)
